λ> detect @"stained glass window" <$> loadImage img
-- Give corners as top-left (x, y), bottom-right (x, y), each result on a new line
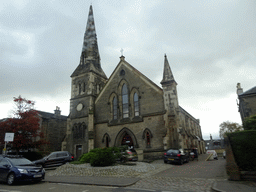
top-left (122, 84), bottom-right (129, 118)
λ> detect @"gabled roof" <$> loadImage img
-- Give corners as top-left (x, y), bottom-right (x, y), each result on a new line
top-left (95, 56), bottom-right (163, 103)
top-left (239, 86), bottom-right (256, 97)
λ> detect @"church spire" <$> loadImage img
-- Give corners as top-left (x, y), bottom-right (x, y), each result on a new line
top-left (71, 5), bottom-right (107, 78)
top-left (81, 5), bottom-right (98, 59)
top-left (160, 54), bottom-right (177, 85)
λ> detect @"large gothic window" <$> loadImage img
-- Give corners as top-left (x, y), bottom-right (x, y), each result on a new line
top-left (73, 123), bottom-right (86, 139)
top-left (113, 96), bottom-right (117, 119)
top-left (134, 92), bottom-right (139, 116)
top-left (122, 84), bottom-right (129, 118)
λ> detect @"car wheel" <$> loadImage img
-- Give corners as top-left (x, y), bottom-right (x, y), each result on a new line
top-left (164, 160), bottom-right (167, 163)
top-left (7, 173), bottom-right (15, 185)
top-left (180, 159), bottom-right (184, 165)
top-left (187, 157), bottom-right (190, 163)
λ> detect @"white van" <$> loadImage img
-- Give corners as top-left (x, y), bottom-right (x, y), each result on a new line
top-left (206, 150), bottom-right (218, 160)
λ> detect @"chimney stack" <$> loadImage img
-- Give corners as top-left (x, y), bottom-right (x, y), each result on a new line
top-left (54, 106), bottom-right (61, 117)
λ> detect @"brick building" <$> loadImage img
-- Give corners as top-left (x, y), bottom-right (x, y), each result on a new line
top-left (62, 6), bottom-right (205, 159)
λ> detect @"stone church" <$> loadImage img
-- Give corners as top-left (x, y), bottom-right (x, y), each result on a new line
top-left (62, 6), bottom-right (205, 159)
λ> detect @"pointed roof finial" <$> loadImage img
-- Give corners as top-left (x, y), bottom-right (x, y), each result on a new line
top-left (160, 54), bottom-right (177, 85)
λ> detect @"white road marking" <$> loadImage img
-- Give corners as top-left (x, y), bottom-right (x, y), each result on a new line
top-left (125, 188), bottom-right (156, 191)
top-left (102, 186), bottom-right (119, 189)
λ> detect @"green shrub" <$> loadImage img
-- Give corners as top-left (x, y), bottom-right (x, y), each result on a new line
top-left (79, 146), bottom-right (128, 166)
top-left (227, 130), bottom-right (256, 171)
top-left (79, 151), bottom-right (97, 163)
top-left (90, 147), bottom-right (116, 167)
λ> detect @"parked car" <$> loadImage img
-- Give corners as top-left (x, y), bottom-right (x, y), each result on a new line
top-left (184, 148), bottom-right (195, 161)
top-left (33, 151), bottom-right (74, 168)
top-left (126, 148), bottom-right (138, 161)
top-left (115, 146), bottom-right (138, 162)
top-left (0, 155), bottom-right (45, 185)
top-left (164, 149), bottom-right (190, 165)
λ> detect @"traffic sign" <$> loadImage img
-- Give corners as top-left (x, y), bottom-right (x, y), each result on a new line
top-left (4, 133), bottom-right (14, 142)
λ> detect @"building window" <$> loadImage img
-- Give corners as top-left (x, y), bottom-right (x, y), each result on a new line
top-left (79, 84), bottom-right (82, 94)
top-left (146, 132), bottom-right (150, 147)
top-left (106, 136), bottom-right (109, 147)
top-left (120, 69), bottom-right (125, 76)
top-left (73, 123), bottom-right (85, 139)
top-left (134, 92), bottom-right (139, 116)
top-left (122, 84), bottom-right (129, 118)
top-left (83, 83), bottom-right (86, 92)
top-left (113, 97), bottom-right (117, 120)
top-left (142, 128), bottom-right (152, 148)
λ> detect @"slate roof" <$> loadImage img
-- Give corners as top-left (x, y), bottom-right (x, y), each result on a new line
top-left (37, 110), bottom-right (67, 120)
top-left (239, 86), bottom-right (256, 97)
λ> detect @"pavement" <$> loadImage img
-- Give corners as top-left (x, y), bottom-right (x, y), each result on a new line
top-left (44, 154), bottom-right (256, 192)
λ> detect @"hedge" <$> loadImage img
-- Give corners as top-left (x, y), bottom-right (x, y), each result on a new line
top-left (227, 130), bottom-right (256, 171)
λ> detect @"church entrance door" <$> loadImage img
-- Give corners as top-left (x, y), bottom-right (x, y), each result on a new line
top-left (121, 132), bottom-right (134, 147)
top-left (76, 145), bottom-right (82, 160)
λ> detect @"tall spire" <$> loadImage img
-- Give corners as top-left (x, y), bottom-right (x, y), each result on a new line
top-left (71, 5), bottom-right (107, 78)
top-left (82, 5), bottom-right (98, 57)
top-left (160, 54), bottom-right (177, 85)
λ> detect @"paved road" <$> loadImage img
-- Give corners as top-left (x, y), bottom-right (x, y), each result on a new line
top-left (154, 154), bottom-right (227, 179)
top-left (129, 154), bottom-right (228, 192)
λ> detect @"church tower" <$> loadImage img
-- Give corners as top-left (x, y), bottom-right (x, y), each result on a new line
top-left (62, 5), bottom-right (108, 158)
top-left (161, 55), bottom-right (180, 149)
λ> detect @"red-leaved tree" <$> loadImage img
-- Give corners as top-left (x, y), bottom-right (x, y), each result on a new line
top-left (0, 96), bottom-right (48, 153)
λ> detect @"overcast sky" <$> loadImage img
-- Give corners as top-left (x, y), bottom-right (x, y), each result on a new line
top-left (1, 0), bottom-right (255, 140)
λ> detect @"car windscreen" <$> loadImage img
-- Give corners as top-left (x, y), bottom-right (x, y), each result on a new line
top-left (9, 158), bottom-right (33, 166)
top-left (167, 149), bottom-right (179, 154)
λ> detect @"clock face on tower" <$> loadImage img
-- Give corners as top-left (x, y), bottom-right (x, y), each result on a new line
top-left (76, 103), bottom-right (83, 111)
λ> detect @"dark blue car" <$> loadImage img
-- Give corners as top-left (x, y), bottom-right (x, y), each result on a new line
top-left (164, 149), bottom-right (190, 165)
top-left (0, 155), bottom-right (45, 185)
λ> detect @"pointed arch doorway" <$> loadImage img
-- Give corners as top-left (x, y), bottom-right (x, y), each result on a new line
top-left (114, 128), bottom-right (139, 148)
top-left (121, 132), bottom-right (134, 147)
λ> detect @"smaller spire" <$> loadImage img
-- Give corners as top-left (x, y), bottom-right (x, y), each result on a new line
top-left (161, 54), bottom-right (176, 85)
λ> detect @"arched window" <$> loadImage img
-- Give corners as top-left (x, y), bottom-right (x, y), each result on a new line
top-left (83, 83), bottom-right (86, 92)
top-left (73, 123), bottom-right (86, 139)
top-left (106, 136), bottom-right (109, 147)
top-left (113, 97), bottom-right (117, 119)
top-left (142, 128), bottom-right (153, 148)
top-left (122, 84), bottom-right (129, 118)
top-left (146, 132), bottom-right (150, 147)
top-left (134, 92), bottom-right (139, 116)
top-left (79, 84), bottom-right (82, 94)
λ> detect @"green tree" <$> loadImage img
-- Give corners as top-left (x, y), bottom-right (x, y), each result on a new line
top-left (219, 121), bottom-right (243, 139)
top-left (243, 115), bottom-right (256, 130)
